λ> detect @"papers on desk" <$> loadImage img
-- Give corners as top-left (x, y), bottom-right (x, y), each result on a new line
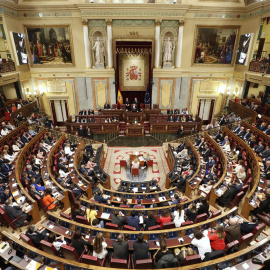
top-left (85, 235), bottom-right (90, 239)
top-left (133, 188), bottom-right (138, 193)
top-left (178, 238), bottom-right (184, 243)
top-left (101, 213), bottom-right (110, 219)
top-left (18, 196), bottom-right (25, 203)
top-left (69, 164), bottom-right (73, 167)
top-left (141, 187), bottom-right (146, 190)
top-left (0, 242), bottom-right (9, 253)
top-left (230, 267), bottom-right (237, 270)
top-left (26, 261), bottom-right (40, 270)
top-left (103, 195), bottom-right (110, 199)
top-left (25, 205), bottom-right (32, 212)
top-left (65, 230), bottom-right (70, 234)
top-left (242, 263), bottom-right (250, 269)
top-left (215, 189), bottom-right (223, 196)
top-left (116, 197), bottom-right (121, 202)
top-left (12, 183), bottom-right (17, 187)
top-left (49, 224), bottom-right (54, 229)
top-left (138, 156), bottom-right (144, 161)
top-left (12, 190), bottom-right (19, 197)
top-left (139, 216), bottom-right (144, 224)
top-left (158, 197), bottom-right (166, 202)
top-left (156, 242), bottom-right (160, 247)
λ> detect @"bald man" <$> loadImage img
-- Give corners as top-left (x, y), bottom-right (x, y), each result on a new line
top-left (224, 217), bottom-right (241, 241)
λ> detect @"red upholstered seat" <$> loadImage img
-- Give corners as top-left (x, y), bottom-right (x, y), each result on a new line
top-left (60, 244), bottom-right (85, 261)
top-left (132, 168), bottom-right (139, 179)
top-left (76, 215), bottom-right (90, 225)
top-left (148, 225), bottom-right (161, 231)
top-left (239, 233), bottom-right (253, 251)
top-left (225, 240), bottom-right (239, 254)
top-left (162, 222), bottom-right (176, 229)
top-left (131, 253), bottom-right (152, 269)
top-left (0, 206), bottom-right (23, 233)
top-left (229, 191), bottom-right (244, 209)
top-left (120, 160), bottom-right (127, 167)
top-left (40, 240), bottom-right (59, 256)
top-left (123, 225), bottom-right (136, 231)
top-left (147, 160), bottom-right (153, 167)
top-left (181, 221), bottom-right (193, 227)
top-left (80, 254), bottom-right (106, 266)
top-left (145, 104), bottom-right (150, 109)
top-left (194, 213), bottom-right (208, 224)
top-left (252, 223), bottom-right (266, 241)
top-left (60, 212), bottom-right (72, 220)
top-left (183, 254), bottom-right (201, 266)
top-left (19, 233), bottom-right (35, 247)
top-left (105, 222), bottom-right (119, 230)
top-left (111, 254), bottom-right (130, 268)
top-left (211, 210), bottom-right (222, 218)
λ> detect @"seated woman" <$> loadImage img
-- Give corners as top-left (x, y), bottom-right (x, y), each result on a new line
top-left (158, 209), bottom-right (172, 228)
top-left (186, 203), bottom-right (198, 222)
top-left (153, 239), bottom-right (175, 265)
top-left (132, 158), bottom-right (140, 169)
top-left (31, 177), bottom-right (45, 192)
top-left (173, 204), bottom-right (185, 227)
top-left (208, 225), bottom-right (226, 251)
top-left (144, 210), bottom-right (158, 230)
top-left (2, 150), bottom-right (15, 162)
top-left (182, 165), bottom-right (194, 177)
top-left (181, 115), bottom-right (187, 122)
top-left (11, 103), bottom-right (17, 112)
top-left (71, 200), bottom-right (84, 221)
top-left (64, 143), bottom-right (74, 157)
top-left (86, 158), bottom-right (96, 174)
top-left (43, 188), bottom-right (58, 211)
top-left (47, 233), bottom-right (66, 251)
top-left (71, 230), bottom-right (92, 256)
top-left (93, 233), bottom-right (108, 259)
top-left (222, 141), bottom-right (231, 154)
top-left (233, 160), bottom-right (244, 174)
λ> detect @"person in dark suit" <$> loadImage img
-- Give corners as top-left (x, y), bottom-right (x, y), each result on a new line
top-left (111, 209), bottom-right (127, 229)
top-left (144, 210), bottom-right (158, 230)
top-left (75, 117), bottom-right (81, 123)
top-left (71, 230), bottom-right (92, 256)
top-left (237, 127), bottom-right (246, 138)
top-left (243, 129), bottom-right (251, 141)
top-left (217, 183), bottom-right (239, 207)
top-left (16, 136), bottom-right (24, 148)
top-left (233, 124), bottom-right (241, 134)
top-left (168, 115), bottom-right (174, 122)
top-left (88, 109), bottom-right (94, 115)
top-left (131, 103), bottom-right (138, 112)
top-left (0, 187), bottom-right (12, 204)
top-left (177, 143), bottom-right (185, 153)
top-left (104, 102), bottom-right (110, 109)
top-left (251, 188), bottom-right (270, 215)
top-left (175, 115), bottom-right (181, 122)
top-left (133, 233), bottom-right (149, 261)
top-left (127, 210), bottom-right (141, 230)
top-left (239, 215), bottom-right (258, 235)
top-left (264, 125), bottom-right (270, 135)
top-left (259, 145), bottom-right (270, 159)
top-left (38, 143), bottom-right (47, 155)
top-left (177, 126), bottom-right (184, 137)
top-left (5, 198), bottom-right (29, 227)
top-left (21, 132), bottom-right (30, 144)
top-left (167, 109), bottom-right (173, 115)
top-left (78, 125), bottom-right (85, 137)
top-left (1, 160), bottom-right (12, 175)
top-left (202, 145), bottom-right (211, 161)
top-left (265, 161), bottom-right (270, 180)
top-left (112, 234), bottom-right (129, 260)
top-left (94, 190), bottom-right (110, 204)
top-left (26, 225), bottom-right (48, 248)
top-left (197, 198), bottom-right (209, 217)
top-left (133, 97), bottom-right (139, 106)
top-left (79, 109), bottom-right (87, 116)
top-left (88, 117), bottom-right (94, 123)
top-left (125, 98), bottom-right (130, 111)
top-left (254, 141), bottom-right (265, 154)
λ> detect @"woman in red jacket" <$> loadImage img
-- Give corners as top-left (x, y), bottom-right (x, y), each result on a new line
top-left (158, 209), bottom-right (171, 228)
top-left (5, 108), bottom-right (10, 121)
top-left (208, 225), bottom-right (226, 250)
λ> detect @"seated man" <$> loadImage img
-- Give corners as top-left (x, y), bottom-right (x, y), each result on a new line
top-left (111, 209), bottom-right (127, 229)
top-left (104, 102), bottom-right (110, 109)
top-left (94, 190), bottom-right (111, 204)
top-left (133, 233), bottom-right (149, 261)
top-left (125, 98), bottom-right (131, 111)
top-left (131, 103), bottom-right (138, 112)
top-left (224, 217), bottom-right (241, 241)
top-left (26, 225), bottom-right (48, 248)
top-left (113, 234), bottom-right (129, 260)
top-left (5, 198), bottom-right (30, 228)
top-left (127, 210), bottom-right (141, 230)
top-left (238, 215), bottom-right (258, 235)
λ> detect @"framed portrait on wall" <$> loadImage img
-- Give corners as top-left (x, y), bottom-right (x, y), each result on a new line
top-left (119, 54), bottom-right (149, 91)
top-left (235, 33), bottom-right (252, 65)
top-left (193, 25), bottom-right (240, 66)
top-left (24, 25), bottom-right (75, 67)
top-left (11, 32), bottom-right (28, 65)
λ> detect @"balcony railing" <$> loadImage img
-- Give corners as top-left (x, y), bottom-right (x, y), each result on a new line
top-left (249, 60), bottom-right (270, 74)
top-left (88, 0), bottom-right (181, 3)
top-left (0, 61), bottom-right (16, 74)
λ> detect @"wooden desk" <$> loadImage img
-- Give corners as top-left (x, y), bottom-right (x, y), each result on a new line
top-left (130, 154), bottom-right (144, 167)
top-left (125, 112), bottom-right (143, 122)
top-left (126, 122), bottom-right (144, 136)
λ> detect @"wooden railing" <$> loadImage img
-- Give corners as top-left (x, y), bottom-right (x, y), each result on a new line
top-left (261, 114), bottom-right (270, 124)
top-left (223, 126), bottom-right (261, 219)
top-left (14, 129), bottom-right (47, 224)
top-left (185, 138), bottom-right (201, 197)
top-left (246, 97), bottom-right (270, 115)
top-left (10, 101), bottom-right (37, 125)
top-left (229, 100), bottom-right (257, 123)
top-left (0, 122), bottom-right (27, 147)
top-left (205, 132), bottom-right (228, 207)
top-left (0, 61), bottom-right (16, 73)
top-left (3, 97), bottom-right (19, 107)
top-left (3, 229), bottom-right (269, 270)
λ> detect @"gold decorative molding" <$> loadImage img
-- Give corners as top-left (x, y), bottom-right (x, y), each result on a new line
top-left (106, 19), bottom-right (112, 26)
top-left (82, 19), bottom-right (88, 26)
top-left (155, 19), bottom-right (162, 26)
top-left (179, 20), bottom-right (185, 26)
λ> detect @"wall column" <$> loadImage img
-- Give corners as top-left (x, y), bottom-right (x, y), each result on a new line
top-left (176, 21), bottom-right (184, 68)
top-left (106, 19), bottom-right (113, 68)
top-left (154, 20), bottom-right (161, 68)
top-left (82, 20), bottom-right (91, 68)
